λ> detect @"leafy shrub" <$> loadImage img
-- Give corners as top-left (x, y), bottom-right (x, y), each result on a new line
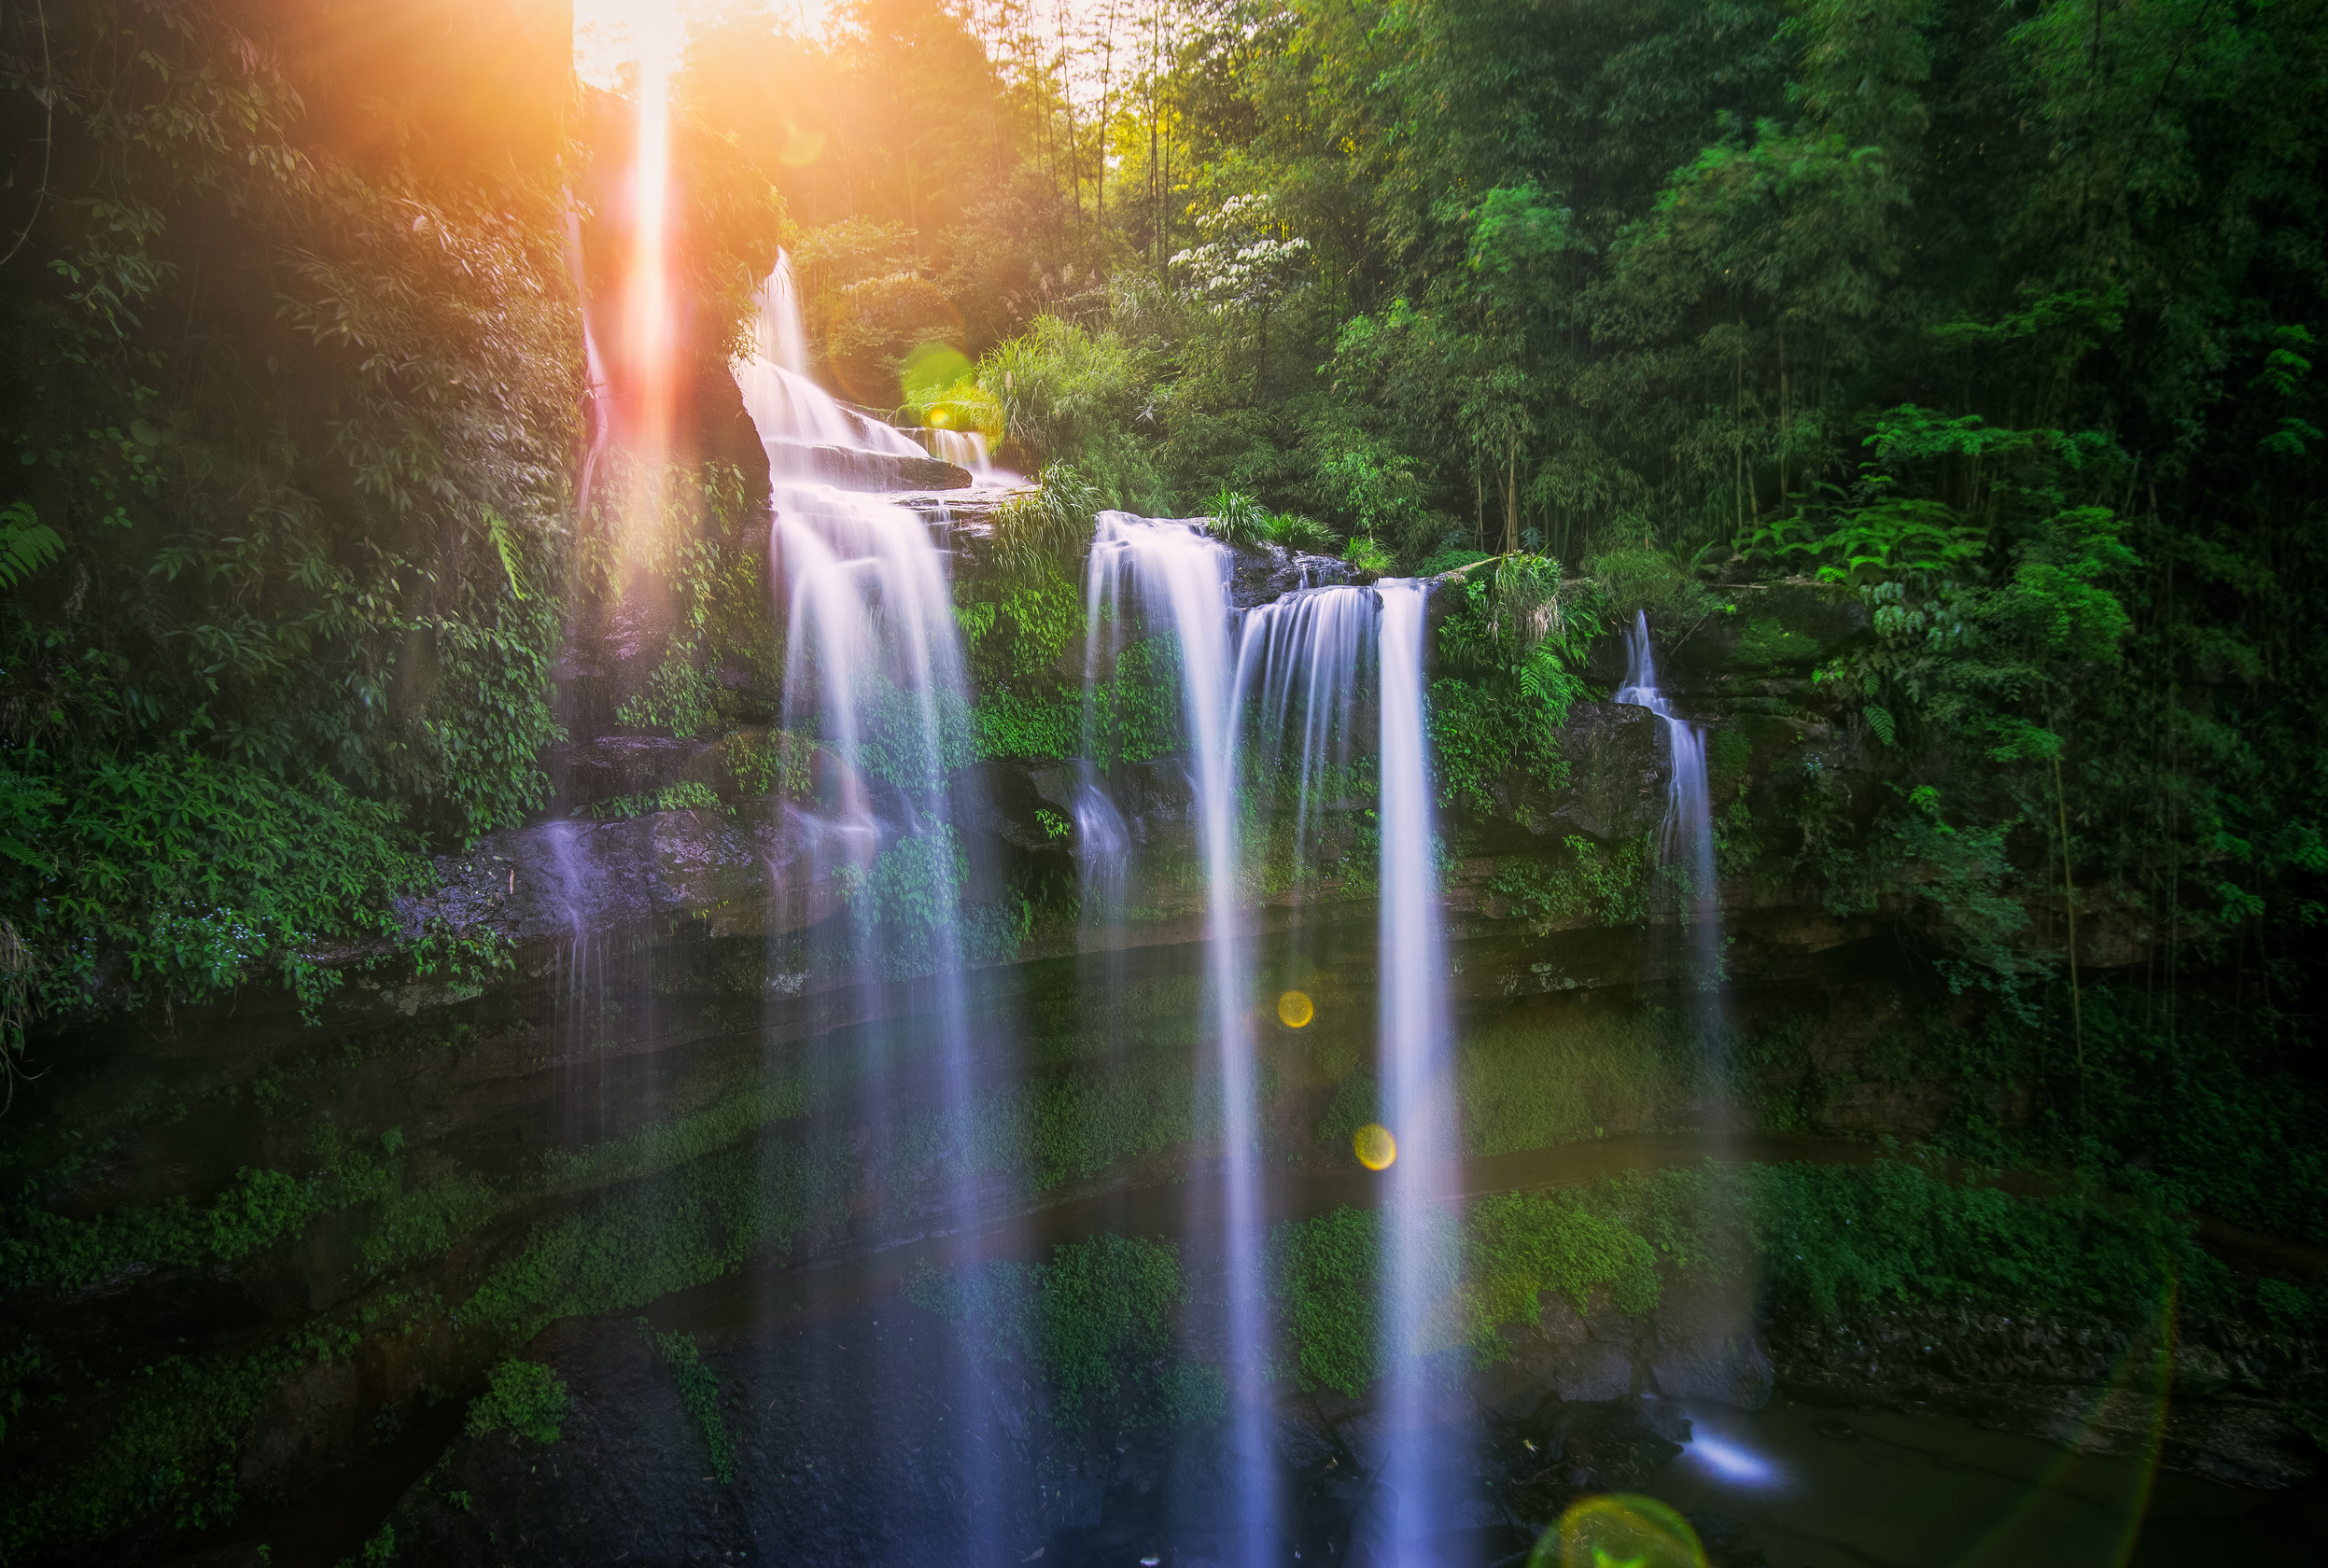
top-left (615, 657), bottom-right (722, 738)
top-left (0, 752), bottom-right (428, 1021)
top-left (587, 782), bottom-right (722, 820)
top-left (1342, 534), bottom-right (1395, 575)
top-left (722, 731), bottom-right (815, 800)
top-left (1419, 541), bottom-right (1493, 577)
top-left (1584, 540), bottom-right (1725, 623)
top-left (1427, 555), bottom-right (1600, 812)
top-left (1264, 511), bottom-right (1339, 553)
top-left (465, 1360), bottom-right (568, 1445)
top-left (975, 317), bottom-right (1164, 508)
top-left (1206, 487), bottom-right (1269, 547)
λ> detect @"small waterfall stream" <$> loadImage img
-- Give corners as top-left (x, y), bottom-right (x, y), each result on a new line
top-left (919, 426), bottom-right (995, 474)
top-left (1233, 583), bottom-right (1375, 901)
top-left (1374, 579), bottom-right (1468, 1557)
top-left (1615, 609), bottom-right (1722, 991)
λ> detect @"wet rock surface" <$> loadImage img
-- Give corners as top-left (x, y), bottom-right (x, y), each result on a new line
top-left (764, 439), bottom-right (975, 491)
top-left (1768, 1300), bottom-right (2328, 1490)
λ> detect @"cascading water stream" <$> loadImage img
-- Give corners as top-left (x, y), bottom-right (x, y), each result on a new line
top-left (1613, 609), bottom-right (1722, 993)
top-left (732, 253), bottom-right (1003, 1552)
top-left (1374, 578), bottom-right (1468, 1558)
top-left (1081, 511), bottom-right (1280, 1565)
top-left (919, 426), bottom-right (994, 475)
top-left (736, 253), bottom-right (932, 466)
top-left (1233, 585), bottom-right (1375, 895)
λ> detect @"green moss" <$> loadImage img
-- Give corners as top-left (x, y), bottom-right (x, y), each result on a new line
top-left (641, 1327), bottom-right (735, 1482)
top-left (1456, 1007), bottom-right (1701, 1155)
top-left (999, 1051), bottom-right (1199, 1190)
top-left (1313, 1071), bottom-right (1381, 1150)
top-left (464, 1359), bottom-right (568, 1445)
top-left (1462, 1193), bottom-right (1665, 1331)
top-left (4, 1144), bottom-right (398, 1294)
top-left (457, 1134), bottom-right (848, 1345)
top-left (910, 1234), bottom-right (1216, 1435)
top-left (1732, 613), bottom-right (1823, 669)
top-left (1267, 1158), bottom-right (2209, 1401)
top-left (1707, 725), bottom-right (1755, 792)
top-left (1269, 1207), bottom-right (1395, 1396)
top-left (0, 1334), bottom-right (347, 1563)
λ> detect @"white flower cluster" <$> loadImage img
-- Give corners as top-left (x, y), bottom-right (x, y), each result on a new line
top-left (1171, 194), bottom-right (1311, 313)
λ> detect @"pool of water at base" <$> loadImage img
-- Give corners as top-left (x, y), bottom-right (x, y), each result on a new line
top-left (1640, 1395), bottom-right (2324, 1568)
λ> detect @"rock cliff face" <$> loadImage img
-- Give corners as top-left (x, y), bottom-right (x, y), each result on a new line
top-left (1, 552), bottom-right (2312, 1568)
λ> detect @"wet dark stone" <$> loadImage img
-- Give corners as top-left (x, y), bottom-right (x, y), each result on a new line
top-left (764, 440), bottom-right (974, 491)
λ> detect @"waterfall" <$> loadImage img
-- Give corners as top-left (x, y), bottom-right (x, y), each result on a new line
top-left (756, 249), bottom-right (809, 376)
top-left (1613, 609), bottom-right (1721, 987)
top-left (1081, 511), bottom-right (1280, 1566)
top-left (1374, 578), bottom-right (1468, 1556)
top-left (919, 426), bottom-right (993, 475)
top-left (733, 257), bottom-right (1002, 1553)
top-left (736, 252), bottom-right (930, 466)
top-left (735, 254), bottom-right (985, 1196)
top-left (1233, 585), bottom-right (1375, 891)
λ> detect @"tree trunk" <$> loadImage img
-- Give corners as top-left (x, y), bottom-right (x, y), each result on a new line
top-left (1504, 448), bottom-right (1520, 555)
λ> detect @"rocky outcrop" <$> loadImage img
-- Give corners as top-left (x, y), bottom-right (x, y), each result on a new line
top-left (764, 439), bottom-right (974, 491)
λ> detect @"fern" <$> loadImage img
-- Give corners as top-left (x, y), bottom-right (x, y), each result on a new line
top-left (0, 503), bottom-right (61, 590)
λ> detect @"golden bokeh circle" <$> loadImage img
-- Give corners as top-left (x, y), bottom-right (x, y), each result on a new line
top-left (1276, 989), bottom-right (1315, 1029)
top-left (1353, 1122), bottom-right (1396, 1170)
top-left (1533, 1493), bottom-right (1706, 1568)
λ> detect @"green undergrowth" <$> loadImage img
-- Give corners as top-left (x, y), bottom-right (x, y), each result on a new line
top-left (1315, 1002), bottom-right (1711, 1158)
top-left (1914, 986), bottom-right (2328, 1246)
top-left (640, 1326), bottom-right (735, 1482)
top-left (464, 1358), bottom-right (568, 1444)
top-left (1485, 834), bottom-right (1655, 931)
top-left (0, 1327), bottom-right (357, 1564)
top-left (909, 1233), bottom-right (1225, 1435)
top-left (1455, 1007), bottom-right (1706, 1155)
top-left (1269, 1157), bottom-right (2213, 1399)
top-left (970, 631), bottom-right (1186, 769)
top-left (3, 1127), bottom-right (405, 1293)
top-left (457, 1132), bottom-right (851, 1346)
top-left (586, 781), bottom-right (722, 820)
